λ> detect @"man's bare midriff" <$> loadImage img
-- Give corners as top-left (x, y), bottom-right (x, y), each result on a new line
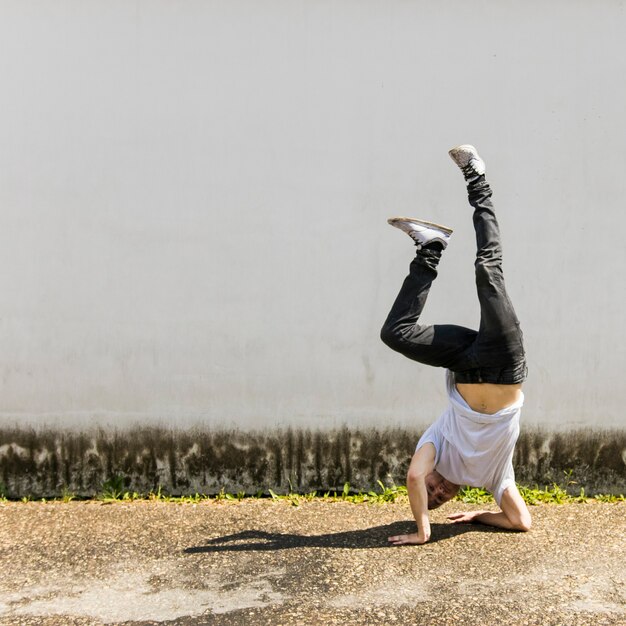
top-left (456, 382), bottom-right (523, 415)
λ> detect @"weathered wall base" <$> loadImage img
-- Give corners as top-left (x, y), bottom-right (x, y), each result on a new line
top-left (0, 426), bottom-right (624, 499)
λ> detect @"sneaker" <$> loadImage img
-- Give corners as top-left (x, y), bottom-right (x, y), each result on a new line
top-left (387, 217), bottom-right (453, 249)
top-left (448, 144), bottom-right (486, 179)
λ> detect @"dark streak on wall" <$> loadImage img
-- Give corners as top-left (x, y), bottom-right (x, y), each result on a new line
top-left (0, 426), bottom-right (624, 498)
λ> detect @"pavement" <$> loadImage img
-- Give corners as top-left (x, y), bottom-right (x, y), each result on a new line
top-left (0, 499), bottom-right (624, 625)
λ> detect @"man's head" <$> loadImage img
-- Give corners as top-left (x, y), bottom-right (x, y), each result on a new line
top-left (425, 470), bottom-right (460, 509)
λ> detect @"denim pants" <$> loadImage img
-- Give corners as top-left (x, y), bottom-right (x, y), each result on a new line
top-left (380, 176), bottom-right (527, 385)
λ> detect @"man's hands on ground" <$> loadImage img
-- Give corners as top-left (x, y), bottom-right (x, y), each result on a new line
top-left (388, 529), bottom-right (431, 546)
top-left (387, 511), bottom-right (485, 546)
top-left (447, 511), bottom-right (486, 524)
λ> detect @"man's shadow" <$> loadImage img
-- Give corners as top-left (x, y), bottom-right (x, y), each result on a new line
top-left (185, 520), bottom-right (500, 554)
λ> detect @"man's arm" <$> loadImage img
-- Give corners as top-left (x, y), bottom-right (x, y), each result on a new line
top-left (447, 484), bottom-right (532, 531)
top-left (388, 444), bottom-right (435, 545)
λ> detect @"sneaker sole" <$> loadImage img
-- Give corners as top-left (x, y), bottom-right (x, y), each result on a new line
top-left (449, 144), bottom-right (477, 155)
top-left (387, 217), bottom-right (453, 235)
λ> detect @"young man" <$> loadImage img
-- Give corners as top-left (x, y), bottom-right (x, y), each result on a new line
top-left (381, 145), bottom-right (532, 546)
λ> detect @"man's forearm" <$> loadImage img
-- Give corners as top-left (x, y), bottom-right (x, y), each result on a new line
top-left (406, 474), bottom-right (430, 540)
top-left (473, 510), bottom-right (528, 531)
top-left (388, 445), bottom-right (437, 546)
top-left (449, 486), bottom-right (532, 532)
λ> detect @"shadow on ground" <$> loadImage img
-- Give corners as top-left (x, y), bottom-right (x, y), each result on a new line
top-left (185, 520), bottom-right (502, 553)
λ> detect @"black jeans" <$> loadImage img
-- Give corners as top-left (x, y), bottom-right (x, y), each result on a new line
top-left (380, 176), bottom-right (527, 385)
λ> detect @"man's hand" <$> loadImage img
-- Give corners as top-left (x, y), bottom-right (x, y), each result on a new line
top-left (447, 511), bottom-right (487, 524)
top-left (388, 529), bottom-right (431, 545)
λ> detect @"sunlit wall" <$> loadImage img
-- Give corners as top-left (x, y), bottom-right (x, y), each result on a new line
top-left (0, 1), bottom-right (624, 430)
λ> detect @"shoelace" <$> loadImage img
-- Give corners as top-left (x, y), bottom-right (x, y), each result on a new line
top-left (462, 162), bottom-right (479, 178)
top-left (407, 230), bottom-right (426, 250)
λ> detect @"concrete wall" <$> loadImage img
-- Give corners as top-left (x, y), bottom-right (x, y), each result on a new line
top-left (0, 1), bottom-right (625, 431)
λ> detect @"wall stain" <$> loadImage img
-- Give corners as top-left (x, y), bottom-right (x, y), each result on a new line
top-left (0, 426), bottom-right (624, 498)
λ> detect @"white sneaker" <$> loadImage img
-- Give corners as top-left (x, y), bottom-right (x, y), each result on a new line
top-left (387, 217), bottom-right (453, 249)
top-left (448, 144), bottom-right (486, 178)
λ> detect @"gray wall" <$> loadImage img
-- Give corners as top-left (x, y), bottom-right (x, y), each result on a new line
top-left (0, 1), bottom-right (625, 430)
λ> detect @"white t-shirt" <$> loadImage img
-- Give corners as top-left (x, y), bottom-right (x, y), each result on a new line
top-left (416, 370), bottom-right (523, 505)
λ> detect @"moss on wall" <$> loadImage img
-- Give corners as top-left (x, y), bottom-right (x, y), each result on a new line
top-left (0, 426), bottom-right (624, 499)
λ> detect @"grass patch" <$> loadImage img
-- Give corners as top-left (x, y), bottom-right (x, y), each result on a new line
top-left (592, 493), bottom-right (626, 503)
top-left (3, 478), bottom-right (624, 506)
top-left (455, 487), bottom-right (494, 504)
top-left (99, 474), bottom-right (127, 502)
top-left (267, 480), bottom-right (409, 506)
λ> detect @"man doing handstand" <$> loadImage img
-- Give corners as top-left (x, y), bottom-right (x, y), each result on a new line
top-left (381, 145), bottom-right (532, 545)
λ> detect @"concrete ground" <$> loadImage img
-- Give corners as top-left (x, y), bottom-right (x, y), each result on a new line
top-left (0, 499), bottom-right (624, 625)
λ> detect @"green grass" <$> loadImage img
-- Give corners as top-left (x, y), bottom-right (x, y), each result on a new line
top-left (1, 479), bottom-right (624, 506)
top-left (592, 493), bottom-right (626, 503)
top-left (266, 480), bottom-right (410, 506)
top-left (99, 474), bottom-right (127, 502)
top-left (456, 484), bottom-right (573, 505)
